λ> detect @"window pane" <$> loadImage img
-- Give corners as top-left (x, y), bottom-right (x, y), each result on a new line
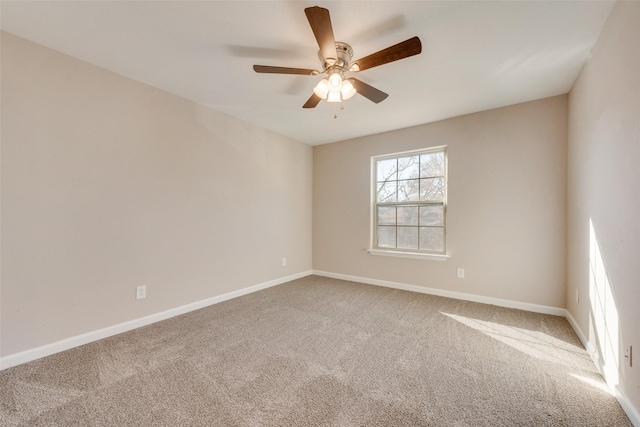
top-left (377, 158), bottom-right (397, 182)
top-left (419, 205), bottom-right (444, 226)
top-left (397, 227), bottom-right (418, 249)
top-left (420, 178), bottom-right (444, 201)
top-left (397, 205), bottom-right (418, 226)
top-left (377, 181), bottom-right (397, 203)
top-left (373, 148), bottom-right (446, 254)
top-left (377, 226), bottom-right (396, 248)
top-left (398, 179), bottom-right (419, 202)
top-left (397, 156), bottom-right (419, 180)
top-left (420, 227), bottom-right (444, 252)
top-left (421, 152), bottom-right (445, 178)
top-left (377, 206), bottom-right (396, 225)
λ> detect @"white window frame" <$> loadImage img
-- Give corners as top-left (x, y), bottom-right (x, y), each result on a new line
top-left (368, 146), bottom-right (449, 261)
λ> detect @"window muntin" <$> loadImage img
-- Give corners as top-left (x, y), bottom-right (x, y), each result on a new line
top-left (373, 148), bottom-right (446, 254)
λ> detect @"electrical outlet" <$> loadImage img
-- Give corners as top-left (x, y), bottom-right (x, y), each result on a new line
top-left (282, 257), bottom-right (287, 266)
top-left (456, 268), bottom-right (465, 279)
top-left (576, 288), bottom-right (580, 304)
top-left (136, 285), bottom-right (146, 300)
top-left (625, 346), bottom-right (633, 367)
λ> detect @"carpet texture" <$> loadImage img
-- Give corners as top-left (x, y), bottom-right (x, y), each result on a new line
top-left (0, 275), bottom-right (632, 426)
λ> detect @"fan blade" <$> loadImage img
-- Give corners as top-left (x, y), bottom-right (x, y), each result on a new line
top-left (302, 93), bottom-right (322, 109)
top-left (305, 6), bottom-right (338, 64)
top-left (349, 78), bottom-right (389, 103)
top-left (351, 36), bottom-right (422, 72)
top-left (253, 65), bottom-right (317, 75)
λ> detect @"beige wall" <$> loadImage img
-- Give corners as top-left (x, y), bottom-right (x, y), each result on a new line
top-left (0, 32), bottom-right (312, 357)
top-left (567, 1), bottom-right (640, 413)
top-left (2, 4), bottom-right (638, 415)
top-left (314, 96), bottom-right (567, 308)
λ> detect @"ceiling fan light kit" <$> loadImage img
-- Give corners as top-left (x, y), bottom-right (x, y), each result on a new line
top-left (253, 6), bottom-right (422, 109)
top-left (340, 79), bottom-right (357, 100)
top-left (313, 70), bottom-right (356, 102)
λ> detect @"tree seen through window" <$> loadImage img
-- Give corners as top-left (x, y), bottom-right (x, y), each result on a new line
top-left (374, 148), bottom-right (446, 253)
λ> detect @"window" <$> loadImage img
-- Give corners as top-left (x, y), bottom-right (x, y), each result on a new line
top-left (372, 147), bottom-right (447, 256)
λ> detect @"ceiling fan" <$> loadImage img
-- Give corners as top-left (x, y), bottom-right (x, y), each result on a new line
top-left (253, 6), bottom-right (422, 109)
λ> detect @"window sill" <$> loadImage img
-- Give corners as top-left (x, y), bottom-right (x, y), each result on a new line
top-left (367, 249), bottom-right (449, 261)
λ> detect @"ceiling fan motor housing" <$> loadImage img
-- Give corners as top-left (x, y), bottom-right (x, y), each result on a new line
top-left (319, 42), bottom-right (354, 72)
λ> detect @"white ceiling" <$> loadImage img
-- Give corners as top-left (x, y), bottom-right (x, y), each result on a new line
top-left (1, 1), bottom-right (614, 145)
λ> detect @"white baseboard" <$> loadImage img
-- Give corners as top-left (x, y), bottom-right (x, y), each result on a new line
top-left (0, 270), bottom-right (313, 371)
top-left (561, 310), bottom-right (639, 427)
top-left (564, 310), bottom-right (588, 348)
top-left (616, 386), bottom-right (640, 427)
top-left (3, 269), bottom-right (639, 426)
top-left (317, 270), bottom-right (640, 425)
top-left (312, 270), bottom-right (566, 316)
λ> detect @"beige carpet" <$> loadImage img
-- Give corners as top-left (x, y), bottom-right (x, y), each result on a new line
top-left (0, 275), bottom-right (632, 426)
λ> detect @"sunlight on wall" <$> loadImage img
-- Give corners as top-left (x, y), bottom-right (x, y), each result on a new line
top-left (588, 218), bottom-right (620, 389)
